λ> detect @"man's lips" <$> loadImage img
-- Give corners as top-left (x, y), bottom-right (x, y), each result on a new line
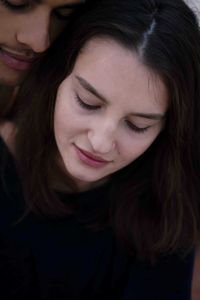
top-left (0, 47), bottom-right (37, 71)
top-left (1, 46), bottom-right (37, 62)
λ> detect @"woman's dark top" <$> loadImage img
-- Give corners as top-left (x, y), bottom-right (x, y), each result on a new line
top-left (0, 137), bottom-right (194, 300)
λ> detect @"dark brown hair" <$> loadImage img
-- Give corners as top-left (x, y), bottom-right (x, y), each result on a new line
top-left (15, 0), bottom-right (200, 259)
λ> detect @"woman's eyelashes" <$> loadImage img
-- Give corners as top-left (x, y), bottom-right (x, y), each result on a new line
top-left (75, 93), bottom-right (150, 134)
top-left (75, 94), bottom-right (101, 110)
top-left (125, 120), bottom-right (149, 134)
top-left (0, 0), bottom-right (30, 11)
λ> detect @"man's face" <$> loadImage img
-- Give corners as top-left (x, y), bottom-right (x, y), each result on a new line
top-left (0, 0), bottom-right (83, 86)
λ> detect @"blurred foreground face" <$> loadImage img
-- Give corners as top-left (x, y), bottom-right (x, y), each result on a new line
top-left (0, 0), bottom-right (83, 86)
top-left (54, 38), bottom-right (168, 191)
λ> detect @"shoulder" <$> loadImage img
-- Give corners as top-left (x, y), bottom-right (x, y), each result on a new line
top-left (125, 252), bottom-right (194, 300)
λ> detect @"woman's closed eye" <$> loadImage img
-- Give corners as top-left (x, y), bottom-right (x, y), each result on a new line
top-left (75, 94), bottom-right (101, 110)
top-left (125, 120), bottom-right (150, 134)
top-left (75, 94), bottom-right (151, 134)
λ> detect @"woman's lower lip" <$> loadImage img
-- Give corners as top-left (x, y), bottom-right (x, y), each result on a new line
top-left (0, 49), bottom-right (33, 71)
top-left (74, 146), bottom-right (109, 168)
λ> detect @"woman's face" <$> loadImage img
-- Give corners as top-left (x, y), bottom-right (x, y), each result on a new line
top-left (54, 38), bottom-right (168, 191)
top-left (0, 0), bottom-right (83, 86)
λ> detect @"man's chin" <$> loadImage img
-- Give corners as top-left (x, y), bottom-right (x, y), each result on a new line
top-left (0, 74), bottom-right (26, 87)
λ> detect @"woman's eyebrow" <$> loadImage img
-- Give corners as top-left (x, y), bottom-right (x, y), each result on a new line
top-left (75, 75), bottom-right (165, 120)
top-left (75, 76), bottom-right (108, 103)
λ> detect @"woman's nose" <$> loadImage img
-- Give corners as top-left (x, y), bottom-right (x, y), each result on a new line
top-left (88, 123), bottom-right (116, 154)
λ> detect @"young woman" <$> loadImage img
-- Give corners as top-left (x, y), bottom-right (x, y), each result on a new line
top-left (1, 0), bottom-right (200, 299)
top-left (0, 0), bottom-right (85, 119)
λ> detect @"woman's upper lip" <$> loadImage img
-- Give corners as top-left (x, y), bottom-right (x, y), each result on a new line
top-left (75, 145), bottom-right (111, 163)
top-left (1, 47), bottom-right (37, 62)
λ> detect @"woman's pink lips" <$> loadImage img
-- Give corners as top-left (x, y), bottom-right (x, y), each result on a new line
top-left (74, 145), bottom-right (111, 168)
top-left (0, 48), bottom-right (36, 71)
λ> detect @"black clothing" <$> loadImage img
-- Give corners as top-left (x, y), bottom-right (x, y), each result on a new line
top-left (0, 137), bottom-right (194, 299)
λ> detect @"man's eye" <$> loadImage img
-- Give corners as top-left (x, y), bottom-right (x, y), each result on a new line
top-left (53, 8), bottom-right (74, 20)
top-left (0, 0), bottom-right (30, 10)
top-left (53, 2), bottom-right (85, 21)
top-left (125, 120), bottom-right (149, 134)
top-left (76, 94), bottom-right (100, 111)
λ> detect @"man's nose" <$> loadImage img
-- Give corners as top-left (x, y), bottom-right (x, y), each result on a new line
top-left (16, 9), bottom-right (51, 53)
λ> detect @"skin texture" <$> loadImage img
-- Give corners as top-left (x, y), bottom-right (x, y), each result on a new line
top-left (0, 0), bottom-right (83, 86)
top-left (54, 38), bottom-right (168, 191)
